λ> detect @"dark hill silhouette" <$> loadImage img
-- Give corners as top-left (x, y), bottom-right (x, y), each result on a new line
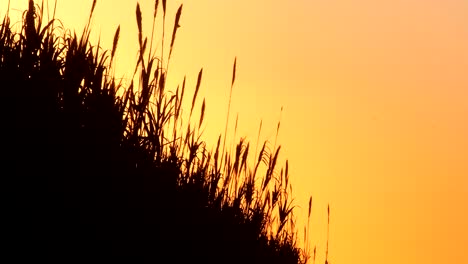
top-left (1, 1), bottom-right (315, 263)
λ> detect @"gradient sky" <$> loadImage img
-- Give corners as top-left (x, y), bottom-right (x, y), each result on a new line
top-left (2, 1), bottom-right (467, 263)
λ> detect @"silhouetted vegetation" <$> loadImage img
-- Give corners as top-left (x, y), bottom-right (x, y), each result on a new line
top-left (1, 1), bottom-right (316, 262)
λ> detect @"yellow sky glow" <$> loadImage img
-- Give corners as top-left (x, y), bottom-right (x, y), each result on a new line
top-left (2, 1), bottom-right (467, 263)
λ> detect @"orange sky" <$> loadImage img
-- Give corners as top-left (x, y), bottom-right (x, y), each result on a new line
top-left (3, 1), bottom-right (467, 263)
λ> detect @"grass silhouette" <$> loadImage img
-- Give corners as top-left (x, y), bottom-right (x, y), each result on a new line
top-left (1, 1), bottom-right (322, 263)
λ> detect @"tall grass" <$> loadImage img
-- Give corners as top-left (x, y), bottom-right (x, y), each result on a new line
top-left (0, 1), bottom-right (323, 263)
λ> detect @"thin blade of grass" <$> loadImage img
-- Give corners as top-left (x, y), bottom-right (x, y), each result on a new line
top-left (169, 4), bottom-right (182, 59)
top-left (190, 67), bottom-right (202, 114)
top-left (162, 0), bottom-right (167, 16)
top-left (308, 196), bottom-right (312, 219)
top-left (326, 204), bottom-right (330, 264)
top-left (136, 3), bottom-right (142, 48)
top-left (199, 98), bottom-right (205, 129)
top-left (90, 0), bottom-right (97, 16)
top-left (111, 25), bottom-right (120, 63)
top-left (232, 56), bottom-right (237, 87)
top-left (154, 0), bottom-right (160, 18)
top-left (222, 57), bottom-right (237, 163)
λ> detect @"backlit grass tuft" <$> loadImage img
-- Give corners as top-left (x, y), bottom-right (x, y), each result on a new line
top-left (0, 1), bottom-right (325, 263)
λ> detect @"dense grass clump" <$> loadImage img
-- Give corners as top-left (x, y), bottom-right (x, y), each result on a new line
top-left (2, 1), bottom-right (316, 263)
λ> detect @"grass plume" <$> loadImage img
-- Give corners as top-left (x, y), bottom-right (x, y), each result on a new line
top-left (0, 1), bottom-right (329, 263)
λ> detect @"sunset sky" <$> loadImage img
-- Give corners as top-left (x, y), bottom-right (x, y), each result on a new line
top-left (2, 1), bottom-right (467, 263)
